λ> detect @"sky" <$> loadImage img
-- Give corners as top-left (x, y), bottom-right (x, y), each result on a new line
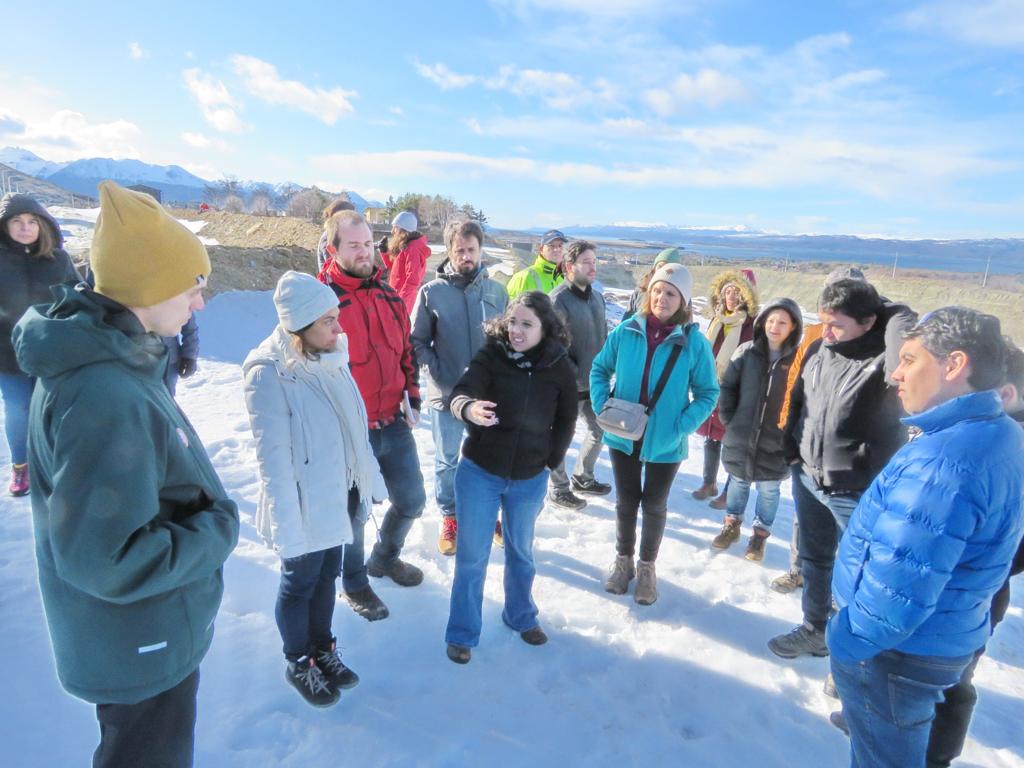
top-left (1, 0), bottom-right (1022, 238)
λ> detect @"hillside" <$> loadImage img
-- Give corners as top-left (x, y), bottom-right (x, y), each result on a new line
top-left (0, 163), bottom-right (94, 207)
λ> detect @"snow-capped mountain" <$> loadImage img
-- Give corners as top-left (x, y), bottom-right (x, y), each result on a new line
top-left (45, 158), bottom-right (208, 203)
top-left (0, 147), bottom-right (68, 178)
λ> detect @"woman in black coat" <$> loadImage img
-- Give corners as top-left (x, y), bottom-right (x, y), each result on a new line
top-left (0, 194), bottom-right (81, 496)
top-left (444, 291), bottom-right (578, 664)
top-left (711, 298), bottom-right (803, 560)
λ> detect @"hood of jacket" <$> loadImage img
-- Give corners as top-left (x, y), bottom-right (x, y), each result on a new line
top-left (0, 193), bottom-right (64, 250)
top-left (707, 268), bottom-right (759, 318)
top-left (825, 300), bottom-right (909, 361)
top-left (13, 284), bottom-right (165, 382)
top-left (752, 297), bottom-right (803, 357)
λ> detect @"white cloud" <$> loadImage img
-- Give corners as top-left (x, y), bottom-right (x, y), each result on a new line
top-left (129, 42), bottom-right (145, 60)
top-left (316, 150), bottom-right (537, 181)
top-left (7, 109), bottom-right (142, 160)
top-left (792, 69), bottom-right (887, 104)
top-left (181, 131), bottom-right (230, 151)
top-left (490, 0), bottom-right (693, 18)
top-left (183, 68), bottom-right (247, 133)
top-left (644, 68), bottom-right (748, 114)
top-left (389, 106), bottom-right (405, 116)
top-left (904, 0), bottom-right (1024, 47)
top-left (413, 61), bottom-right (478, 90)
top-left (230, 55), bottom-right (356, 124)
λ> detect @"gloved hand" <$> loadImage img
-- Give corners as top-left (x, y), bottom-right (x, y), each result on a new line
top-left (377, 235), bottom-right (389, 254)
top-left (178, 357), bottom-right (198, 378)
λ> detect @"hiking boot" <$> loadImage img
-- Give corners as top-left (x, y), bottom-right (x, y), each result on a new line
top-left (768, 622), bottom-right (829, 659)
top-left (634, 560), bottom-right (657, 605)
top-left (691, 482), bottom-right (718, 501)
top-left (829, 711), bottom-right (850, 736)
top-left (438, 516), bottom-right (457, 556)
top-left (343, 586), bottom-right (390, 621)
top-left (9, 463), bottom-right (28, 497)
top-left (570, 476), bottom-right (612, 496)
top-left (604, 555), bottom-right (636, 595)
top-left (447, 644), bottom-right (471, 664)
top-left (709, 490), bottom-right (729, 510)
top-left (823, 673), bottom-right (838, 699)
top-left (744, 528), bottom-right (770, 562)
top-left (367, 556), bottom-right (424, 587)
top-left (520, 626), bottom-right (548, 646)
top-left (493, 520), bottom-right (504, 549)
top-left (285, 656), bottom-right (340, 708)
top-left (548, 488), bottom-right (587, 511)
top-left (770, 570), bottom-right (804, 594)
top-left (314, 640), bottom-right (359, 690)
top-left (711, 516), bottom-right (742, 550)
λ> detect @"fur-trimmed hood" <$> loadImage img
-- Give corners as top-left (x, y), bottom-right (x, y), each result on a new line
top-left (707, 269), bottom-right (759, 318)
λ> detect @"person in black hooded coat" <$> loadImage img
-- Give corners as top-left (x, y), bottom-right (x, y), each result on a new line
top-left (712, 298), bottom-right (803, 560)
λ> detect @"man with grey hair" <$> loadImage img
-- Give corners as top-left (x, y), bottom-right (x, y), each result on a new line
top-left (828, 306), bottom-right (1023, 768)
top-left (411, 219), bottom-right (508, 554)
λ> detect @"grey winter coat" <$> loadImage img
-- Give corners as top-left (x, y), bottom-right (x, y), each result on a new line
top-left (719, 298), bottom-right (803, 482)
top-left (410, 259), bottom-right (508, 409)
top-left (0, 194), bottom-right (82, 373)
top-left (550, 281), bottom-right (607, 392)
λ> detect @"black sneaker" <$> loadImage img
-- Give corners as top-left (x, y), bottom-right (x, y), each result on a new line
top-left (768, 623), bottom-right (829, 659)
top-left (285, 656), bottom-right (340, 708)
top-left (367, 557), bottom-right (424, 587)
top-left (343, 586), bottom-right (390, 621)
top-left (315, 640), bottom-right (360, 690)
top-left (547, 488), bottom-right (587, 511)
top-left (570, 476), bottom-right (612, 496)
top-left (447, 643), bottom-right (471, 664)
top-left (520, 626), bottom-right (548, 646)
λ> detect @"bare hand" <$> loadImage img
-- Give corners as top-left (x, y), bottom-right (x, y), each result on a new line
top-left (466, 400), bottom-right (499, 427)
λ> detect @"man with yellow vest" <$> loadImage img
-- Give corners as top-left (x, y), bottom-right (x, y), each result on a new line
top-left (505, 229), bottom-right (566, 298)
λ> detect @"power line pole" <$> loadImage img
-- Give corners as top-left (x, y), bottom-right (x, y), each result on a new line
top-left (891, 250), bottom-right (899, 279)
top-left (982, 254), bottom-right (992, 288)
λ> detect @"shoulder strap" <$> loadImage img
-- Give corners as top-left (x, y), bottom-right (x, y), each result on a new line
top-left (647, 344), bottom-right (683, 413)
top-left (528, 268), bottom-right (542, 292)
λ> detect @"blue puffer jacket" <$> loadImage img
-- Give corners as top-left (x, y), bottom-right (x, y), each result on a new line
top-left (828, 390), bottom-right (1024, 662)
top-left (590, 315), bottom-right (719, 463)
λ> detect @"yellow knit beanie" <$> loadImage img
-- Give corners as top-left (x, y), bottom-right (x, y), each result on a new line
top-left (91, 181), bottom-right (211, 307)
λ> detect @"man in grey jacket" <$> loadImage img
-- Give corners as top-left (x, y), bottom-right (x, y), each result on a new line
top-left (410, 220), bottom-right (508, 555)
top-left (547, 240), bottom-right (610, 510)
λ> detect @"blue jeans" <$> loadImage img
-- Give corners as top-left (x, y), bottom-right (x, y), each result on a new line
top-left (0, 372), bottom-right (34, 465)
top-left (725, 476), bottom-right (781, 531)
top-left (550, 396), bottom-right (603, 490)
top-left (429, 406), bottom-right (464, 518)
top-left (368, 419), bottom-right (426, 566)
top-left (832, 650), bottom-right (974, 768)
top-left (446, 458), bottom-right (548, 648)
top-left (793, 466), bottom-right (861, 630)
top-left (276, 545), bottom-right (343, 660)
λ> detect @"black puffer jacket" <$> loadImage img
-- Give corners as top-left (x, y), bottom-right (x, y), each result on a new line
top-left (785, 301), bottom-right (916, 493)
top-left (719, 298), bottom-right (803, 482)
top-left (449, 337), bottom-right (578, 480)
top-left (0, 194), bottom-right (82, 373)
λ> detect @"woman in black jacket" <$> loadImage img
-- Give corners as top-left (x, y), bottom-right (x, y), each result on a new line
top-left (444, 292), bottom-right (578, 664)
top-left (0, 194), bottom-right (80, 496)
top-left (712, 298), bottom-right (803, 560)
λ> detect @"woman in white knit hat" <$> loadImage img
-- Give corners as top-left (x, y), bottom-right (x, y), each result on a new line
top-left (377, 210), bottom-right (431, 312)
top-left (243, 270), bottom-right (385, 708)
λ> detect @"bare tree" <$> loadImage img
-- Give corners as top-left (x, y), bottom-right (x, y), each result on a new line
top-left (250, 189), bottom-right (274, 216)
top-left (287, 187), bottom-right (330, 220)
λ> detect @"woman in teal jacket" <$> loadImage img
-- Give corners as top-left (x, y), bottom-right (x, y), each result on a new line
top-left (590, 264), bottom-right (718, 605)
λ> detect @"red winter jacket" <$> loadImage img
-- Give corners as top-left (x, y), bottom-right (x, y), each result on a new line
top-left (320, 261), bottom-right (420, 425)
top-left (382, 233), bottom-right (431, 312)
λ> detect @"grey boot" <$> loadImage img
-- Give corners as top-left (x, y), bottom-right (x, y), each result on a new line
top-left (634, 560), bottom-right (658, 605)
top-left (604, 555), bottom-right (635, 595)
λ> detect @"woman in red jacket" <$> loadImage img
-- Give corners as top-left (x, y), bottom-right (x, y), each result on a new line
top-left (377, 210), bottom-right (431, 312)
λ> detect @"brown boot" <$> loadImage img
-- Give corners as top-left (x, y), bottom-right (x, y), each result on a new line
top-left (709, 490), bottom-right (729, 510)
top-left (744, 528), bottom-right (770, 562)
top-left (711, 516), bottom-right (742, 550)
top-left (691, 482), bottom-right (718, 501)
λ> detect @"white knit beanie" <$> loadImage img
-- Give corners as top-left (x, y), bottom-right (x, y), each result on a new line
top-left (392, 210), bottom-right (417, 232)
top-left (273, 271), bottom-right (339, 332)
top-left (648, 263), bottom-right (693, 304)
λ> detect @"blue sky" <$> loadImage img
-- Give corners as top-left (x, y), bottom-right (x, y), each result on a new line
top-left (1, 0), bottom-right (1022, 238)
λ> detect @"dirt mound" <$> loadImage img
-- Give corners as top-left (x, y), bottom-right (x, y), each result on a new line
top-left (205, 245), bottom-right (317, 297)
top-left (168, 209), bottom-right (323, 250)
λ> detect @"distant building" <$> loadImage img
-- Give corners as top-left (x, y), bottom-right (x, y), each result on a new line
top-left (127, 184), bottom-right (162, 203)
top-left (365, 207), bottom-right (389, 225)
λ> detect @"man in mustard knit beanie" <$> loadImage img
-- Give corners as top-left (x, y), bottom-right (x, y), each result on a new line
top-left (12, 181), bottom-right (239, 768)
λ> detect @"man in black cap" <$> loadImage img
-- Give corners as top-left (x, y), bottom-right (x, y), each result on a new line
top-left (506, 229), bottom-right (567, 297)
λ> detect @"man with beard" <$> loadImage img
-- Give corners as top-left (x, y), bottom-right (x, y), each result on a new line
top-left (411, 220), bottom-right (508, 555)
top-left (547, 240), bottom-right (610, 511)
top-left (319, 210), bottom-right (426, 620)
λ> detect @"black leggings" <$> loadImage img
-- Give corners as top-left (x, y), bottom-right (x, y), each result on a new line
top-left (610, 446), bottom-right (681, 562)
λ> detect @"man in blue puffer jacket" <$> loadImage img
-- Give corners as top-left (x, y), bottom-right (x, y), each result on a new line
top-left (827, 307), bottom-right (1024, 768)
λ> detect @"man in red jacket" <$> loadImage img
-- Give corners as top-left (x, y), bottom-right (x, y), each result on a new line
top-left (319, 210), bottom-right (426, 621)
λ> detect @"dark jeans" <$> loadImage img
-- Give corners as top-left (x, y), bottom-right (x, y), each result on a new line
top-left (832, 650), bottom-right (973, 768)
top-left (94, 668), bottom-right (199, 768)
top-left (610, 446), bottom-right (681, 562)
top-left (368, 419), bottom-right (426, 566)
top-left (701, 437), bottom-right (721, 486)
top-left (792, 466), bottom-right (861, 631)
top-left (276, 544), bottom-right (344, 660)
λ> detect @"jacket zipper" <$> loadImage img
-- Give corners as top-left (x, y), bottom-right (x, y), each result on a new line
top-left (506, 370), bottom-right (533, 477)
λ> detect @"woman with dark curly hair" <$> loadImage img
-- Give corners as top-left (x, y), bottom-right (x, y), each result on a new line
top-left (444, 291), bottom-right (578, 664)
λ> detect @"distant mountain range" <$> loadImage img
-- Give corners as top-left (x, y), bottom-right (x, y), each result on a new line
top-left (0, 147), bottom-right (381, 210)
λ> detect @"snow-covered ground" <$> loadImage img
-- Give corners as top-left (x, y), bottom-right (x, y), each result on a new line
top-left (47, 205), bottom-right (218, 257)
top-left (2, 290), bottom-right (1023, 766)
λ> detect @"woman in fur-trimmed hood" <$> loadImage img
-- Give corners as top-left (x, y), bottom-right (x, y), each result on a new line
top-left (692, 268), bottom-right (759, 506)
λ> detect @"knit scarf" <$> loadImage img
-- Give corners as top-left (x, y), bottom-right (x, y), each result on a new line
top-left (706, 309), bottom-right (748, 380)
top-left (498, 338), bottom-right (545, 369)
